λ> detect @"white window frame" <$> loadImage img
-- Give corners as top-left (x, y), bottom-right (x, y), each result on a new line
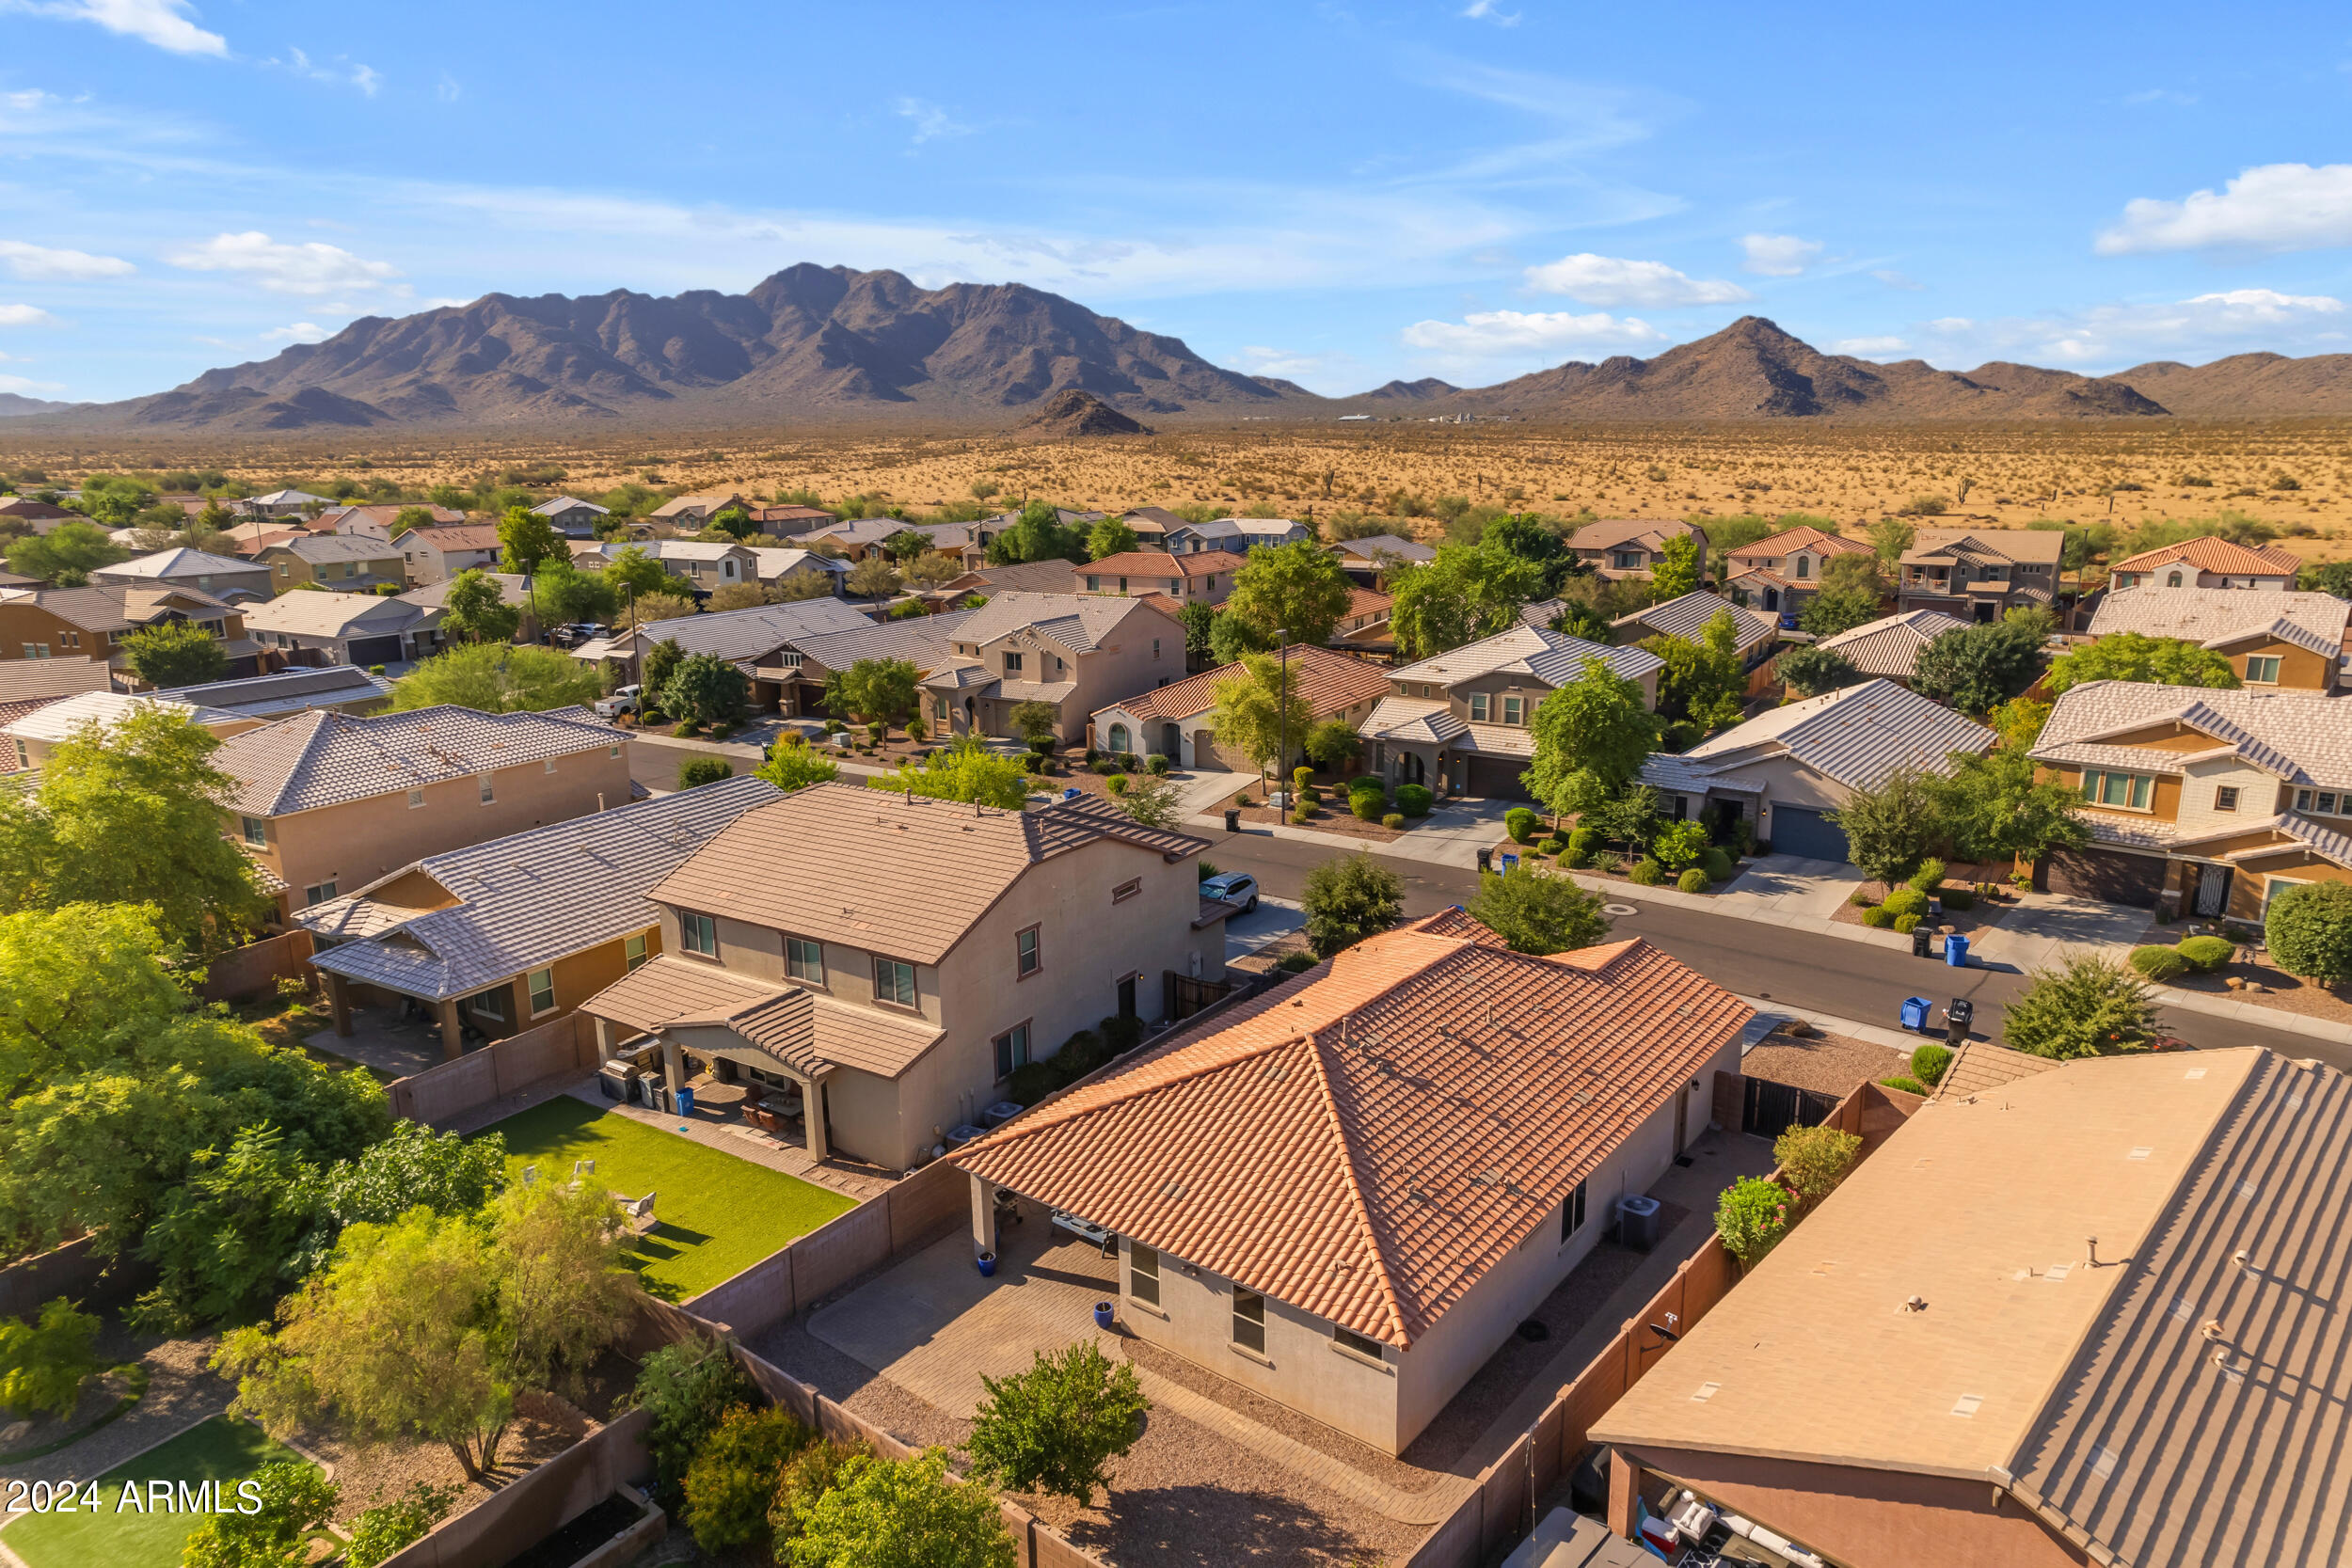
top-left (681, 911), bottom-right (718, 958)
top-left (2215, 785), bottom-right (2240, 813)
top-left (477, 772), bottom-right (495, 804)
top-left (527, 967), bottom-right (557, 1016)
top-left (303, 880), bottom-right (336, 907)
top-left (2245, 655), bottom-right (2282, 685)
top-left (1469, 691), bottom-right (1490, 722)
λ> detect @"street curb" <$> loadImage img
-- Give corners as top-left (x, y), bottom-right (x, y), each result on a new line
top-left (2147, 985), bottom-right (2352, 1047)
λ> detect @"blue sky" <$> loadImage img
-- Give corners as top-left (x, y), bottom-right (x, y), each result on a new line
top-left (4, 0), bottom-right (2351, 403)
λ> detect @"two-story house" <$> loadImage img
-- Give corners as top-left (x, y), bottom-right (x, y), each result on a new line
top-left (748, 503), bottom-right (837, 538)
top-left (2107, 536), bottom-right (2300, 592)
top-left (918, 593), bottom-right (1184, 745)
top-left (1075, 550), bottom-right (1232, 608)
top-left (798, 517), bottom-right (926, 562)
top-left (397, 523), bottom-right (503, 586)
top-left (1565, 517), bottom-right (1705, 582)
top-left (1363, 624), bottom-right (1665, 799)
top-left (4, 689), bottom-right (258, 772)
top-left (576, 782), bottom-right (1224, 1172)
top-left (0, 583), bottom-right (261, 682)
top-left (1089, 643), bottom-right (1395, 771)
top-left (1163, 517), bottom-right (1308, 556)
top-left (316, 504), bottom-right (466, 542)
top-left (1611, 590), bottom-right (1781, 675)
top-left (764, 610), bottom-right (977, 719)
top-left (647, 492), bottom-right (749, 528)
top-left (91, 548), bottom-right (274, 604)
top-left (530, 496), bottom-right (610, 537)
top-left (580, 597), bottom-right (874, 713)
top-left (643, 539), bottom-right (759, 596)
top-left (257, 534), bottom-right (409, 594)
top-left (1720, 525), bottom-right (1877, 614)
top-left (0, 657), bottom-right (112, 736)
top-left (218, 704), bottom-right (632, 918)
top-left (1328, 533), bottom-right (1436, 588)
top-left (2084, 586), bottom-right (2351, 695)
top-left (1897, 528), bottom-right (2066, 622)
top-left (2030, 680), bottom-right (2352, 918)
top-left (745, 546), bottom-right (849, 598)
top-left (304, 776), bottom-right (779, 1060)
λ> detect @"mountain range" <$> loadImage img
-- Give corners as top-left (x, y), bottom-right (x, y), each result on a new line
top-left (11, 265), bottom-right (2352, 432)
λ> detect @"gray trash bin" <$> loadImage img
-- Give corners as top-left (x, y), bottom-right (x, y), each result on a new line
top-left (1617, 1194), bottom-right (1662, 1252)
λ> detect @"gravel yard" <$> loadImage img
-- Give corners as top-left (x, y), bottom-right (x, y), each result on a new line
top-left (1740, 1029), bottom-right (1912, 1097)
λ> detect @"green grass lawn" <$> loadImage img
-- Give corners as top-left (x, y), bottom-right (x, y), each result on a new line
top-left (2, 1416), bottom-right (309, 1568)
top-left (478, 1096), bottom-right (857, 1299)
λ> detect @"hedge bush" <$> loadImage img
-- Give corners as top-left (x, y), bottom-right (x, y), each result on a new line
top-left (1702, 846), bottom-right (1736, 882)
top-left (1565, 828), bottom-right (1597, 868)
top-left (1146, 753), bottom-right (1171, 775)
top-left (2176, 934), bottom-right (2235, 973)
top-left (1773, 1124), bottom-right (1862, 1206)
top-left (1349, 774), bottom-right (1387, 798)
top-left (1940, 888), bottom-right (1976, 911)
top-left (683, 1406), bottom-right (814, 1554)
top-left (1382, 813), bottom-right (1406, 829)
top-left (1504, 807), bottom-right (1539, 844)
top-left (1629, 858), bottom-right (1664, 886)
top-left (1677, 867), bottom-right (1710, 894)
top-left (1291, 802), bottom-right (1313, 825)
top-left (1848, 887), bottom-right (1874, 907)
top-left (1105, 773), bottom-right (1129, 796)
top-left (1893, 912), bottom-right (1920, 934)
top-left (1276, 951), bottom-right (1319, 973)
top-left (2266, 880), bottom-right (2352, 982)
top-left (1910, 1043), bottom-right (1952, 1085)
top-left (1350, 790), bottom-right (1385, 821)
top-left (1907, 857), bottom-right (1947, 893)
top-left (2129, 944), bottom-right (2189, 982)
top-left (1534, 833), bottom-right (1565, 855)
top-left (1878, 1075), bottom-right (1933, 1097)
top-left (1714, 1177), bottom-right (1793, 1266)
top-left (1861, 906), bottom-right (1895, 928)
top-left (1883, 886), bottom-right (1930, 920)
top-left (1395, 784), bottom-right (1434, 816)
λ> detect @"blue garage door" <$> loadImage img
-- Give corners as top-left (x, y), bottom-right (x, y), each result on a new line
top-left (1772, 805), bottom-right (1850, 863)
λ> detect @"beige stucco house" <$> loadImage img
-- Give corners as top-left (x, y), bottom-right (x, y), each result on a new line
top-left (919, 593), bottom-right (1185, 746)
top-left (2107, 535), bottom-right (2300, 592)
top-left (2083, 586), bottom-right (2348, 696)
top-left (1088, 643), bottom-right (1395, 772)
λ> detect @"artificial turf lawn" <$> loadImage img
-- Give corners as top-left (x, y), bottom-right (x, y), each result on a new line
top-left (1, 1416), bottom-right (309, 1568)
top-left (478, 1095), bottom-right (857, 1299)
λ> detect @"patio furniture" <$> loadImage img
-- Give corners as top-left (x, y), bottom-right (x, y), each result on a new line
top-left (614, 1191), bottom-right (659, 1236)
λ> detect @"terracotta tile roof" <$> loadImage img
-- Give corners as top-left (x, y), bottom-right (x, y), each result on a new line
top-left (215, 704), bottom-right (624, 816)
top-left (2109, 535), bottom-right (2302, 577)
top-left (579, 954), bottom-right (943, 1078)
top-left (1097, 645), bottom-right (1394, 727)
top-left (959, 912), bottom-right (1750, 1347)
top-left (649, 782), bottom-right (1208, 967)
top-left (1343, 585), bottom-right (1392, 619)
top-left (1081, 550), bottom-right (1227, 581)
top-left (1567, 517), bottom-right (1697, 553)
top-left (407, 523), bottom-right (502, 552)
top-left (1725, 525), bottom-right (1875, 562)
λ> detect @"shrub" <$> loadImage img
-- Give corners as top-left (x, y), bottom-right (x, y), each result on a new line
top-left (1565, 827), bottom-right (1597, 867)
top-left (1019, 752), bottom-right (1043, 774)
top-left (1504, 807), bottom-right (1539, 844)
top-left (1861, 906), bottom-right (1895, 928)
top-left (1349, 774), bottom-right (1387, 799)
top-left (345, 1483), bottom-right (461, 1568)
top-left (1848, 887), bottom-right (1874, 907)
top-left (1146, 753), bottom-right (1170, 776)
top-left (1714, 1177), bottom-right (1794, 1266)
top-left (1882, 886), bottom-right (1929, 919)
top-left (788, 1450), bottom-right (1012, 1568)
top-left (1772, 1124), bottom-right (1862, 1206)
top-left (2176, 934), bottom-right (2235, 974)
top-left (0, 1297), bottom-right (102, 1419)
top-left (676, 756), bottom-right (732, 790)
top-left (1121, 752), bottom-right (1141, 771)
top-left (1628, 858), bottom-right (1664, 886)
top-left (1651, 819), bottom-right (1710, 872)
top-left (1383, 813), bottom-right (1406, 829)
top-left (1350, 790), bottom-right (1384, 821)
top-left (1090, 757), bottom-right (1120, 775)
top-left (1099, 1013), bottom-right (1145, 1055)
top-left (1677, 867), bottom-right (1710, 894)
top-left (673, 721), bottom-right (699, 737)
top-left (2005, 955), bottom-right (2162, 1058)
top-left (1702, 846), bottom-right (1735, 882)
top-left (1276, 951), bottom-right (1319, 973)
top-left (1291, 801), bottom-right (1313, 825)
top-left (183, 1461), bottom-right (339, 1568)
top-left (1028, 735), bottom-right (1057, 756)
top-left (1005, 1062), bottom-right (1057, 1108)
top-left (628, 1332), bottom-right (757, 1506)
top-left (1907, 856), bottom-right (1947, 893)
top-left (1053, 1030), bottom-right (1108, 1084)
top-left (964, 1339), bottom-right (1150, 1508)
top-left (822, 718), bottom-right (846, 734)
top-left (1395, 784), bottom-right (1433, 817)
top-left (1893, 912), bottom-right (1920, 933)
top-left (1301, 852), bottom-right (1405, 957)
top-left (1661, 720), bottom-right (1700, 753)
top-left (1940, 888), bottom-right (1976, 911)
top-left (769, 1440), bottom-right (856, 1557)
top-left (1294, 766), bottom-right (1314, 795)
top-left (1910, 1043), bottom-right (1952, 1086)
top-left (684, 1404), bottom-right (813, 1553)
top-left (1878, 1075), bottom-right (1933, 1096)
top-left (2129, 944), bottom-right (2189, 982)
top-left (1537, 833), bottom-right (1568, 855)
top-left (1105, 773), bottom-right (1129, 796)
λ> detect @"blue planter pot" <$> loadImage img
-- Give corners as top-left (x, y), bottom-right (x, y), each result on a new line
top-left (976, 1251), bottom-right (997, 1277)
top-left (1093, 1302), bottom-right (1116, 1330)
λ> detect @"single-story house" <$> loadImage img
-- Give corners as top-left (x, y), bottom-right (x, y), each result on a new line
top-left (2108, 534), bottom-right (2300, 592)
top-left (1328, 533), bottom-right (1436, 586)
top-left (1089, 643), bottom-right (1396, 771)
top-left (5, 689), bottom-right (258, 771)
top-left (155, 665), bottom-right (395, 722)
top-left (1814, 608), bottom-right (1972, 685)
top-left (531, 496), bottom-right (610, 536)
top-left (581, 598), bottom-right (876, 714)
top-left (242, 590), bottom-right (444, 669)
top-left (1611, 590), bottom-right (1780, 669)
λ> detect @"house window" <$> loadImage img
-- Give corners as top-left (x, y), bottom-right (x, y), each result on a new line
top-left (57, 631), bottom-right (78, 649)
top-left (1152, 638), bottom-right (1161, 659)
top-left (1086, 576), bottom-right (1100, 592)
top-left (993, 1022), bottom-right (1030, 1079)
top-left (1469, 691), bottom-right (1490, 721)
top-left (478, 772), bottom-right (495, 803)
top-left (1333, 1324), bottom-right (1385, 1361)
top-left (873, 956), bottom-right (916, 1007)
top-left (470, 987), bottom-right (508, 1022)
top-left (241, 816), bottom-right (268, 847)
top-left (787, 936), bottom-right (824, 985)
top-left (681, 911), bottom-right (718, 958)
top-left (406, 787), bottom-right (425, 809)
top-left (12, 738), bottom-right (24, 769)
top-left (2080, 769), bottom-right (2153, 812)
top-left (1113, 878), bottom-right (1140, 904)
top-left (2168, 571), bottom-right (2185, 587)
top-left (1016, 924), bottom-right (1041, 978)
top-left (303, 880), bottom-right (337, 906)
top-left (1560, 1180), bottom-right (1588, 1243)
top-left (2246, 655), bottom-right (2282, 684)
top-left (1502, 695), bottom-right (1525, 726)
top-left (1004, 652), bottom-right (1024, 674)
top-left (2296, 789), bottom-right (2342, 816)
top-left (21, 642), bottom-right (46, 659)
top-left (624, 931), bottom-right (649, 971)
top-left (527, 968), bottom-right (556, 1015)
top-left (1232, 1289), bottom-right (1266, 1354)
top-left (2216, 785), bottom-right (2240, 813)
top-left (1129, 1243), bottom-right (1161, 1307)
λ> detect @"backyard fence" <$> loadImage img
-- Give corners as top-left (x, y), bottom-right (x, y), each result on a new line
top-left (372, 1408), bottom-right (652, 1568)
top-left (0, 1233), bottom-right (153, 1321)
top-left (197, 928), bottom-right (316, 1005)
top-left (387, 1011), bottom-right (600, 1127)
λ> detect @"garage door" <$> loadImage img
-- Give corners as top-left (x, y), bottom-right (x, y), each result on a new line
top-left (1467, 755), bottom-right (1532, 800)
top-left (1772, 805), bottom-right (1850, 863)
top-left (1188, 728), bottom-right (1229, 770)
top-left (2042, 847), bottom-right (2166, 907)
top-left (346, 634), bottom-right (405, 666)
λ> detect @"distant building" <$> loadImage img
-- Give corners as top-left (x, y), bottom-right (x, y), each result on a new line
top-left (531, 496), bottom-right (611, 536)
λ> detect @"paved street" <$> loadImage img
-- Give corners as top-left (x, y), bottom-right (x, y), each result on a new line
top-left (1197, 826), bottom-right (2352, 1076)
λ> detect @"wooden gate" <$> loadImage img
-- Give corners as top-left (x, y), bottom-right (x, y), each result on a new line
top-left (1742, 1077), bottom-right (1843, 1138)
top-left (1165, 973), bottom-right (1234, 1022)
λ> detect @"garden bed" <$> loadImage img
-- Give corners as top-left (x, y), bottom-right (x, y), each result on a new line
top-left (2129, 921), bottom-right (2352, 1025)
top-left (1220, 773), bottom-right (1434, 843)
top-left (1486, 837), bottom-right (1747, 895)
top-left (1830, 866), bottom-right (2018, 939)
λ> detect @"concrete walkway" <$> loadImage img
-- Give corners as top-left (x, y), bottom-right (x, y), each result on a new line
top-left (1713, 854), bottom-right (1867, 919)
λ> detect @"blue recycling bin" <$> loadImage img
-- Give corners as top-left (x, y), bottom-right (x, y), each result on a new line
top-left (675, 1085), bottom-right (695, 1117)
top-left (1946, 933), bottom-right (1970, 968)
top-left (1900, 996), bottom-right (1933, 1032)
top-left (1500, 852), bottom-right (1519, 874)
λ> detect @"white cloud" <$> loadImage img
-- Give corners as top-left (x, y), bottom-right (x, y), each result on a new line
top-left (1871, 269), bottom-right (1923, 291)
top-left (1833, 336), bottom-right (1910, 357)
top-left (2122, 87), bottom-right (2197, 106)
top-left (265, 46), bottom-right (383, 96)
top-left (436, 72), bottom-right (462, 103)
top-left (893, 97), bottom-right (971, 145)
top-left (1929, 316), bottom-right (1975, 332)
top-left (260, 321), bottom-right (328, 343)
top-left (1402, 309), bottom-right (1666, 358)
top-left (0, 373), bottom-right (67, 394)
top-left (1461, 0), bottom-right (1521, 24)
top-left (0, 240), bottom-right (135, 279)
top-left (1921, 289), bottom-right (2345, 368)
top-left (0, 304), bottom-right (59, 326)
top-left (18, 0), bottom-right (226, 56)
top-left (1522, 252), bottom-right (1750, 307)
top-left (4, 89), bottom-right (57, 113)
top-left (352, 64), bottom-right (382, 97)
top-left (1740, 232), bottom-right (1823, 276)
top-left (2098, 163), bottom-right (2352, 254)
top-left (164, 231), bottom-right (401, 295)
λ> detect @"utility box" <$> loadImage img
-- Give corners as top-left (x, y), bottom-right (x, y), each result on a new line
top-left (1618, 1194), bottom-right (1662, 1251)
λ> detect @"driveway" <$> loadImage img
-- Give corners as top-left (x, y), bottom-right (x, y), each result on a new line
top-left (1219, 895), bottom-right (1304, 962)
top-left (1716, 854), bottom-right (1867, 919)
top-left (1971, 894), bottom-right (2152, 973)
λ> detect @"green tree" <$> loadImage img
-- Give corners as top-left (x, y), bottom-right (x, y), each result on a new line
top-left (1641, 612), bottom-right (1745, 731)
top-left (1797, 581), bottom-right (1883, 638)
top-left (755, 743), bottom-right (841, 792)
top-left (663, 653), bottom-right (751, 731)
top-left (1007, 699), bottom-right (1061, 745)
top-left (2045, 631), bottom-right (2241, 696)
top-left (1911, 622), bottom-right (2043, 714)
top-left (1387, 543), bottom-right (1544, 658)
top-left (903, 549), bottom-right (965, 589)
top-left (871, 734), bottom-right (1030, 808)
top-left (1210, 653), bottom-right (1313, 783)
top-left (389, 505), bottom-right (439, 538)
top-left (1301, 851), bottom-right (1404, 958)
top-left (1302, 718), bottom-right (1361, 770)
top-left (1773, 1125), bottom-right (1862, 1208)
top-left (183, 1460), bottom-right (339, 1568)
top-left (847, 555), bottom-right (902, 598)
top-left (497, 506), bottom-right (566, 577)
top-left (439, 569), bottom-right (521, 644)
top-left (1112, 773), bottom-right (1183, 828)
top-left (389, 644), bottom-right (600, 714)
top-left (825, 657), bottom-right (920, 738)
top-left (1826, 768), bottom-right (1945, 883)
top-left (619, 590), bottom-right (699, 629)
top-left (5, 519), bottom-right (130, 585)
top-left (2300, 561), bottom-right (2352, 600)
top-left (604, 545), bottom-right (671, 600)
top-left (1870, 516), bottom-right (1915, 569)
top-left (685, 1405), bottom-right (815, 1553)
top-left (2003, 956), bottom-right (2162, 1058)
top-left (1926, 746), bottom-right (2089, 866)
top-left (784, 1449), bottom-right (1015, 1568)
top-left (1522, 657), bottom-right (1659, 818)
top-left (640, 637), bottom-right (685, 701)
top-left (1776, 644), bottom-right (1862, 698)
top-left (1176, 600), bottom-right (1216, 662)
top-left (1714, 1176), bottom-right (1793, 1267)
top-left (343, 1483), bottom-right (460, 1568)
top-left (1223, 538), bottom-right (1355, 649)
top-left (135, 1122), bottom-right (326, 1331)
top-left (0, 1297), bottom-right (102, 1418)
top-left (0, 705), bottom-right (271, 951)
top-left (678, 755), bottom-right (734, 789)
top-left (1467, 864), bottom-right (1612, 954)
top-left (2265, 881), bottom-right (2352, 984)
top-left (1648, 533), bottom-right (1700, 601)
top-left (322, 1120), bottom-right (504, 1232)
top-left (534, 561), bottom-right (619, 625)
top-left (1086, 515), bottom-right (1139, 560)
top-left (120, 620), bottom-right (229, 688)
top-left (984, 502), bottom-right (1088, 566)
top-left (964, 1339), bottom-right (1148, 1508)
top-left (1207, 607), bottom-right (1272, 665)
top-left (627, 1332), bottom-right (756, 1506)
top-left (707, 505), bottom-right (756, 540)
top-left (1479, 513), bottom-right (1576, 596)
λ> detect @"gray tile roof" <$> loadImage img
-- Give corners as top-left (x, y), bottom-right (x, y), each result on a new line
top-left (1613, 590), bottom-right (1778, 654)
top-left (783, 608), bottom-right (977, 673)
top-left (396, 572), bottom-right (534, 610)
top-left (302, 774), bottom-right (782, 1000)
top-left (91, 548), bottom-right (261, 581)
top-left (1901, 526), bottom-right (2067, 566)
top-left (1390, 622), bottom-right (1664, 690)
top-left (1331, 533), bottom-right (1436, 563)
top-left (612, 597), bottom-right (874, 665)
top-left (2, 689), bottom-right (240, 744)
top-left (156, 665), bottom-right (393, 719)
top-left (1817, 609), bottom-right (1974, 679)
top-left (1636, 752), bottom-right (1767, 795)
top-left (270, 534), bottom-right (405, 564)
top-left (215, 704), bottom-right (625, 816)
top-left (2033, 679), bottom-right (2352, 788)
top-left (240, 590), bottom-right (434, 640)
top-left (948, 592), bottom-right (1165, 655)
top-left (2086, 585), bottom-right (2351, 657)
top-left (530, 496), bottom-right (607, 516)
top-left (1675, 677), bottom-right (1994, 792)
top-left (1363, 694), bottom-right (1464, 747)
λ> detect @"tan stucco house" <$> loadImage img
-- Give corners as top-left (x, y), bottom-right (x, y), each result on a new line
top-left (2107, 534), bottom-right (2300, 592)
top-left (0, 582), bottom-right (262, 683)
top-left (256, 534), bottom-right (410, 593)
top-left (919, 593), bottom-right (1184, 746)
top-left (2083, 586), bottom-right (2349, 696)
top-left (1089, 643), bottom-right (1395, 772)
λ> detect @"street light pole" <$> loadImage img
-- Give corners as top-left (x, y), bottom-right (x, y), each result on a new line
top-left (1276, 626), bottom-right (1290, 812)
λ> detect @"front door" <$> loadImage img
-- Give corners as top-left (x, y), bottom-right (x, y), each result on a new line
top-left (2196, 863), bottom-right (2233, 917)
top-left (1116, 974), bottom-right (1136, 1019)
top-left (1674, 1088), bottom-right (1689, 1156)
top-left (1162, 722), bottom-right (1181, 757)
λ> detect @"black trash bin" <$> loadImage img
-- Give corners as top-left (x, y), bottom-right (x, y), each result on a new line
top-left (1912, 927), bottom-right (1933, 958)
top-left (1476, 847), bottom-right (1493, 874)
top-left (1946, 997), bottom-right (1975, 1043)
top-left (1223, 807), bottom-right (1240, 833)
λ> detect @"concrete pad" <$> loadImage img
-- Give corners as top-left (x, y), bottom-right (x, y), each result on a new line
top-left (1715, 854), bottom-right (1866, 919)
top-left (1971, 894), bottom-right (2154, 972)
top-left (1222, 895), bottom-right (1305, 961)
